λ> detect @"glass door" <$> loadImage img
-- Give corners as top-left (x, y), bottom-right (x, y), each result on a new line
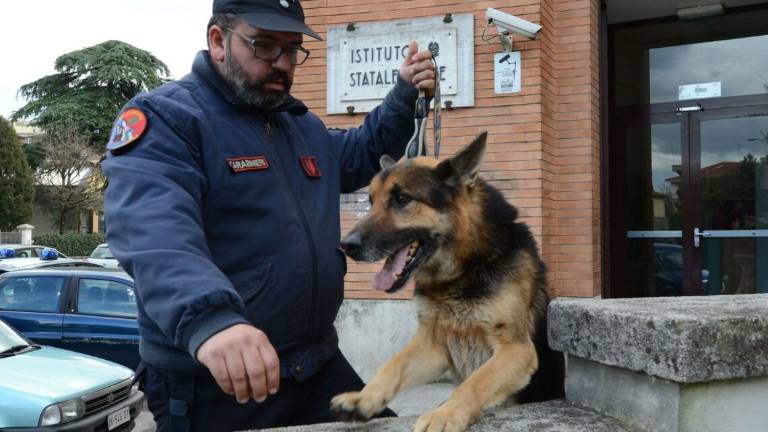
top-left (691, 107), bottom-right (768, 295)
top-left (612, 104), bottom-right (768, 297)
top-left (615, 115), bottom-right (689, 297)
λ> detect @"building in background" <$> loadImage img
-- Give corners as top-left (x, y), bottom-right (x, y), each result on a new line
top-left (292, 0), bottom-right (768, 300)
top-left (12, 122), bottom-right (103, 235)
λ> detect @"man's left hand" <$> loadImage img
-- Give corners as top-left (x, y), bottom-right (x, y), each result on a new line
top-left (399, 41), bottom-right (436, 98)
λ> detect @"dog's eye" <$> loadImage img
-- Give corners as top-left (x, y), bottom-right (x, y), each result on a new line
top-left (391, 193), bottom-right (412, 207)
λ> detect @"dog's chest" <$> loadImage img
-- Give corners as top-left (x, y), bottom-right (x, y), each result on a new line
top-left (437, 304), bottom-right (495, 381)
top-left (445, 331), bottom-right (493, 383)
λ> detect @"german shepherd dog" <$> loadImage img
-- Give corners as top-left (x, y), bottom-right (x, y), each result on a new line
top-left (330, 132), bottom-right (564, 431)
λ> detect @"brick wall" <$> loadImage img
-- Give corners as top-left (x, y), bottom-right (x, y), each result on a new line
top-left (292, 0), bottom-right (601, 299)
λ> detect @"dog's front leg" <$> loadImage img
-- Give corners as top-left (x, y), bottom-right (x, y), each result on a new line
top-left (331, 323), bottom-right (449, 422)
top-left (414, 338), bottom-right (537, 432)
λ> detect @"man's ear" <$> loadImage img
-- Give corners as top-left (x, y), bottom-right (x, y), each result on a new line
top-left (380, 154), bottom-right (396, 170)
top-left (208, 26), bottom-right (227, 63)
top-left (434, 132), bottom-right (487, 188)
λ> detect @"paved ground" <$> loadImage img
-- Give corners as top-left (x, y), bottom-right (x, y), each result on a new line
top-left (131, 382), bottom-right (454, 431)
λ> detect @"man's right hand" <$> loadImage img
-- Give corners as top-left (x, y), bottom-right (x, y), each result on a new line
top-left (196, 324), bottom-right (280, 404)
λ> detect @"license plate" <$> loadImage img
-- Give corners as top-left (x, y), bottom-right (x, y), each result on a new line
top-left (107, 406), bottom-right (131, 431)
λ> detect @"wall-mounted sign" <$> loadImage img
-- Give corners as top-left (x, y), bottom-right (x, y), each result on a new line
top-left (678, 82), bottom-right (721, 100)
top-left (327, 14), bottom-right (474, 114)
top-left (494, 52), bottom-right (521, 94)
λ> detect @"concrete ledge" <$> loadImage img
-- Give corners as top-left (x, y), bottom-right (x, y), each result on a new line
top-left (566, 355), bottom-right (768, 432)
top-left (260, 400), bottom-right (633, 431)
top-left (548, 295), bottom-right (768, 382)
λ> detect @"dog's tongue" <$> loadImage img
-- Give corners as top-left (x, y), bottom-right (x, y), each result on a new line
top-left (372, 245), bottom-right (410, 291)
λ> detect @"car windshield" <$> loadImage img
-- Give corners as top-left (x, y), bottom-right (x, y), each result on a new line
top-left (0, 320), bottom-right (29, 352)
top-left (90, 246), bottom-right (114, 259)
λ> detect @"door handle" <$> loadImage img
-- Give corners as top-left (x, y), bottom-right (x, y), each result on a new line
top-left (693, 227), bottom-right (710, 248)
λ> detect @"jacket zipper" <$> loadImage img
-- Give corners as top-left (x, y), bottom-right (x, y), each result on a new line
top-left (262, 116), bottom-right (320, 342)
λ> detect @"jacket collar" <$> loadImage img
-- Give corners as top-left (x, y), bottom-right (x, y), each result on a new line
top-left (191, 50), bottom-right (308, 115)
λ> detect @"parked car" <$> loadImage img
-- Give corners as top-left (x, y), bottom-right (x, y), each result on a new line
top-left (87, 243), bottom-right (121, 268)
top-left (0, 243), bottom-right (70, 258)
top-left (0, 249), bottom-right (104, 274)
top-left (0, 268), bottom-right (139, 369)
top-left (0, 318), bottom-right (144, 430)
top-left (653, 243), bottom-right (710, 296)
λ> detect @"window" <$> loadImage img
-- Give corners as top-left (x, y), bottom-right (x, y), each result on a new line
top-left (77, 278), bottom-right (137, 318)
top-left (0, 276), bottom-right (65, 313)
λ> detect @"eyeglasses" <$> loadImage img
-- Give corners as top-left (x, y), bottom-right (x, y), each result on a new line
top-left (221, 27), bottom-right (310, 66)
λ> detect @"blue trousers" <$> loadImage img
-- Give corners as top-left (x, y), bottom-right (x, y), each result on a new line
top-left (143, 350), bottom-right (396, 431)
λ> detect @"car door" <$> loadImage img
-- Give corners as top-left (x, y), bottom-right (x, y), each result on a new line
top-left (0, 275), bottom-right (66, 347)
top-left (61, 276), bottom-right (140, 369)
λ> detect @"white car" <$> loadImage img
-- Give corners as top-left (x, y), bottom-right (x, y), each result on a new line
top-left (0, 318), bottom-right (145, 430)
top-left (0, 244), bottom-right (69, 259)
top-left (0, 250), bottom-right (103, 274)
top-left (87, 244), bottom-right (121, 268)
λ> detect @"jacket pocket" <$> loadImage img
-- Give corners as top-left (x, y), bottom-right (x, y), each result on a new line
top-left (228, 260), bottom-right (272, 303)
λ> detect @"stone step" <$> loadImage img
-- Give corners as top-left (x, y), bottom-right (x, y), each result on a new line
top-left (259, 400), bottom-right (633, 432)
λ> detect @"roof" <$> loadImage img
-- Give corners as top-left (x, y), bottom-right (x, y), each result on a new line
top-left (0, 268), bottom-right (132, 281)
top-left (0, 258), bottom-right (101, 272)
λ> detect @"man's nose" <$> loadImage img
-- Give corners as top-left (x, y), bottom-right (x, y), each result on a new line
top-left (340, 231), bottom-right (362, 257)
top-left (272, 52), bottom-right (293, 71)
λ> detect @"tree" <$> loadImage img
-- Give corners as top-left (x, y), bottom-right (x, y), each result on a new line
top-left (36, 127), bottom-right (103, 234)
top-left (12, 40), bottom-right (169, 148)
top-left (0, 116), bottom-right (35, 230)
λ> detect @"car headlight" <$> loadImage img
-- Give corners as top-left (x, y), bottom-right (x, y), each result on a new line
top-left (130, 381), bottom-right (140, 396)
top-left (39, 398), bottom-right (85, 426)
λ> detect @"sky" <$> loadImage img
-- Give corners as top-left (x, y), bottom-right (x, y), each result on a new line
top-left (0, 0), bottom-right (212, 119)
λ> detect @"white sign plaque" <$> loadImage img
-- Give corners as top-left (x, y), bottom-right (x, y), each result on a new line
top-left (494, 52), bottom-right (521, 94)
top-left (340, 33), bottom-right (457, 102)
top-left (327, 15), bottom-right (474, 114)
top-left (678, 82), bottom-right (721, 100)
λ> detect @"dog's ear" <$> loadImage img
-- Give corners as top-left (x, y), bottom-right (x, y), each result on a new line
top-left (380, 154), bottom-right (396, 170)
top-left (435, 132), bottom-right (487, 188)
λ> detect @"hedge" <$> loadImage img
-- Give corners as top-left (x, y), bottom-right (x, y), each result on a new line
top-left (33, 232), bottom-right (106, 257)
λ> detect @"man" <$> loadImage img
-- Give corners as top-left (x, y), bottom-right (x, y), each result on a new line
top-left (101, 0), bottom-right (435, 430)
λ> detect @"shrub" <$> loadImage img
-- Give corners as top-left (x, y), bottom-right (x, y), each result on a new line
top-left (33, 232), bottom-right (106, 257)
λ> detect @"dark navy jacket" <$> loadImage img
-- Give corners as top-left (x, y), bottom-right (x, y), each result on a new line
top-left (102, 51), bottom-right (417, 378)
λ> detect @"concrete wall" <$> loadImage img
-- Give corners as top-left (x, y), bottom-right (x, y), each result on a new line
top-left (335, 298), bottom-right (418, 381)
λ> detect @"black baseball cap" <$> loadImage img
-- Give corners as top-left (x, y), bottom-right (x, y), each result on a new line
top-left (213, 0), bottom-right (322, 40)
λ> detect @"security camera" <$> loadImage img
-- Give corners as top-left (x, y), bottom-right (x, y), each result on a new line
top-left (486, 8), bottom-right (542, 39)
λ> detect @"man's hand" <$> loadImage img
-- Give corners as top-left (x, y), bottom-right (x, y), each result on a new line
top-left (399, 41), bottom-right (436, 97)
top-left (196, 324), bottom-right (280, 404)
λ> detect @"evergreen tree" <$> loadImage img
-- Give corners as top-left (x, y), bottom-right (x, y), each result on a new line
top-left (0, 116), bottom-right (35, 231)
top-left (12, 40), bottom-right (169, 148)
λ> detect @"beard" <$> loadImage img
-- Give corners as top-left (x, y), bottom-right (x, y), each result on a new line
top-left (222, 42), bottom-right (293, 110)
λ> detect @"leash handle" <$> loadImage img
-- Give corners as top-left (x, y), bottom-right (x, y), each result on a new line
top-left (405, 41), bottom-right (443, 160)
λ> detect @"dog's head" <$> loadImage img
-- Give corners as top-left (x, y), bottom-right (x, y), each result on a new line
top-left (340, 132), bottom-right (488, 293)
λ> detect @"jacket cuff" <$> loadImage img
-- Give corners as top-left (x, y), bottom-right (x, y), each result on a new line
top-left (182, 308), bottom-right (249, 362)
top-left (384, 75), bottom-right (419, 116)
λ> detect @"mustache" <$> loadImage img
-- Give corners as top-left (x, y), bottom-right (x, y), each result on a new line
top-left (263, 70), bottom-right (292, 88)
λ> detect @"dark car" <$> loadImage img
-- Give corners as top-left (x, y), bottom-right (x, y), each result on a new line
top-left (0, 268), bottom-right (139, 370)
top-left (653, 243), bottom-right (710, 296)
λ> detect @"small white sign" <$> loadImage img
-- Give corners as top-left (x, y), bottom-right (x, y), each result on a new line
top-left (494, 52), bottom-right (521, 94)
top-left (678, 82), bottom-right (721, 100)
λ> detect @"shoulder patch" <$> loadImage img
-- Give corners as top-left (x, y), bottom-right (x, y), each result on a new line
top-left (108, 108), bottom-right (148, 153)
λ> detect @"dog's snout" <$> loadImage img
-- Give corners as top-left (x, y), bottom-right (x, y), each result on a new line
top-left (340, 231), bottom-right (363, 257)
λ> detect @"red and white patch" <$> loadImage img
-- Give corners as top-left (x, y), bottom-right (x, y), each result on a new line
top-left (299, 156), bottom-right (322, 178)
top-left (108, 108), bottom-right (148, 152)
top-left (227, 156), bottom-right (270, 173)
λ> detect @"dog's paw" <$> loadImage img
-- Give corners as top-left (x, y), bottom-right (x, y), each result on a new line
top-left (413, 408), bottom-right (470, 432)
top-left (330, 391), bottom-right (384, 422)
